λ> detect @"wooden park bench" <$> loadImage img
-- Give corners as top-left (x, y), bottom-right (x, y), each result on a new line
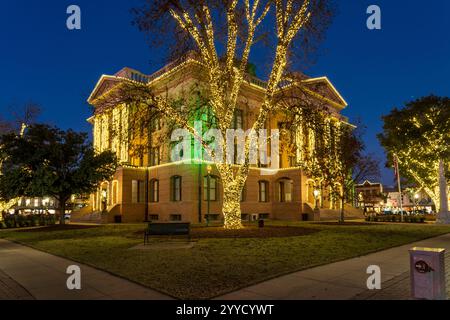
top-left (144, 222), bottom-right (191, 245)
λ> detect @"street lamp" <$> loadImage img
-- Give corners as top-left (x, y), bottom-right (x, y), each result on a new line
top-left (313, 189), bottom-right (320, 210)
top-left (206, 165), bottom-right (212, 226)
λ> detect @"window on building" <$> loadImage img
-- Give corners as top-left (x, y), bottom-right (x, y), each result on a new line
top-left (139, 181), bottom-right (145, 203)
top-left (170, 176), bottom-right (182, 201)
top-left (112, 181), bottom-right (118, 205)
top-left (279, 179), bottom-right (293, 202)
top-left (149, 214), bottom-right (159, 221)
top-left (241, 213), bottom-right (249, 221)
top-left (259, 213), bottom-right (270, 220)
top-left (289, 156), bottom-right (296, 168)
top-left (259, 181), bottom-right (269, 202)
top-left (132, 180), bottom-right (138, 203)
top-left (203, 176), bottom-right (218, 201)
top-left (150, 147), bottom-right (160, 166)
top-left (232, 109), bottom-right (243, 129)
top-left (149, 179), bottom-right (159, 202)
top-left (170, 214), bottom-right (182, 221)
top-left (205, 214), bottom-right (220, 221)
top-left (132, 180), bottom-right (145, 203)
top-left (151, 116), bottom-right (161, 130)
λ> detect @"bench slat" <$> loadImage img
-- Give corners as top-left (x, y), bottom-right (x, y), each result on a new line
top-left (145, 222), bottom-right (190, 236)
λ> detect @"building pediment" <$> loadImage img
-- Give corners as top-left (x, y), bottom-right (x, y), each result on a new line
top-left (302, 77), bottom-right (348, 109)
top-left (87, 76), bottom-right (123, 104)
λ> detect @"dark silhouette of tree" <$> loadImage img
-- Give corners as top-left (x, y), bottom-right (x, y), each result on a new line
top-left (0, 124), bottom-right (118, 224)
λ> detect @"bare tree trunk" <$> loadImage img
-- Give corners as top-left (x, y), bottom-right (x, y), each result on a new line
top-left (59, 200), bottom-right (66, 225)
top-left (339, 196), bottom-right (345, 223)
top-left (437, 159), bottom-right (449, 224)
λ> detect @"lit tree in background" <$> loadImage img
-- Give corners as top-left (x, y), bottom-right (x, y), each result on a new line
top-left (92, 0), bottom-right (334, 229)
top-left (378, 95), bottom-right (450, 222)
top-left (285, 109), bottom-right (379, 222)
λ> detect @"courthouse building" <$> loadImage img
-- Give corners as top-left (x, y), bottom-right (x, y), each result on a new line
top-left (75, 53), bottom-right (362, 223)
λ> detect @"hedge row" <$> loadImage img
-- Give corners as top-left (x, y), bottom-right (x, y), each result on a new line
top-left (366, 215), bottom-right (426, 223)
top-left (0, 214), bottom-right (56, 229)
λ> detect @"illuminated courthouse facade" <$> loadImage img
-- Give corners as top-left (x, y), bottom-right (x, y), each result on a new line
top-left (79, 54), bottom-right (361, 223)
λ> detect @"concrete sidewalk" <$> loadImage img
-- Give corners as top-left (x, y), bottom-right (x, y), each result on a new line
top-left (0, 239), bottom-right (172, 300)
top-left (218, 233), bottom-right (450, 300)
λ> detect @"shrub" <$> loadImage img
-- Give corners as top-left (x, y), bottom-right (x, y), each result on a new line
top-left (46, 215), bottom-right (56, 225)
top-left (38, 214), bottom-right (46, 226)
top-left (30, 215), bottom-right (39, 227)
top-left (4, 215), bottom-right (16, 228)
top-left (17, 215), bottom-right (26, 227)
top-left (25, 215), bottom-right (33, 227)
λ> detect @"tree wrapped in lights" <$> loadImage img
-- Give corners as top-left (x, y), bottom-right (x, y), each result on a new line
top-left (93, 0), bottom-right (334, 229)
top-left (285, 104), bottom-right (379, 222)
top-left (378, 95), bottom-right (450, 220)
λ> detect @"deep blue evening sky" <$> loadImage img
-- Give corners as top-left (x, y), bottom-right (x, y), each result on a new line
top-left (1, 1), bottom-right (449, 185)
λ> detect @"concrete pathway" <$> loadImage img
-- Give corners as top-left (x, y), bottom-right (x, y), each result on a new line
top-left (0, 268), bottom-right (34, 300)
top-left (218, 233), bottom-right (450, 300)
top-left (0, 239), bottom-right (172, 300)
top-left (354, 252), bottom-right (450, 300)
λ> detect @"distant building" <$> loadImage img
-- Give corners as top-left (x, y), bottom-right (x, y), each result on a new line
top-left (355, 180), bottom-right (384, 213)
top-left (355, 180), bottom-right (435, 215)
top-left (8, 194), bottom-right (90, 216)
top-left (384, 187), bottom-right (434, 214)
top-left (11, 197), bottom-right (59, 215)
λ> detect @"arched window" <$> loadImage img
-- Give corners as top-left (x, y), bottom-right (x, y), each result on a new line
top-left (278, 179), bottom-right (293, 202)
top-left (240, 184), bottom-right (246, 202)
top-left (112, 181), bottom-right (118, 205)
top-left (258, 181), bottom-right (269, 202)
top-left (203, 176), bottom-right (218, 201)
top-left (149, 179), bottom-right (159, 203)
top-left (170, 176), bottom-right (182, 201)
top-left (307, 180), bottom-right (315, 204)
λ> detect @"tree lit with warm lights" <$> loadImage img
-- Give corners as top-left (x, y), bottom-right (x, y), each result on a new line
top-left (378, 95), bottom-right (450, 221)
top-left (92, 0), bottom-right (336, 229)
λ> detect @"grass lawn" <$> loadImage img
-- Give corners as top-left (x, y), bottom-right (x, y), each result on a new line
top-left (1, 221), bottom-right (450, 299)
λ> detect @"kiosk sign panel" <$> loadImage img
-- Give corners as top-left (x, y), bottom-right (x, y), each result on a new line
top-left (409, 247), bottom-right (446, 300)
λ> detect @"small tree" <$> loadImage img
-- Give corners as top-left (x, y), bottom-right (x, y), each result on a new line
top-left (296, 113), bottom-right (379, 222)
top-left (0, 124), bottom-right (118, 224)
